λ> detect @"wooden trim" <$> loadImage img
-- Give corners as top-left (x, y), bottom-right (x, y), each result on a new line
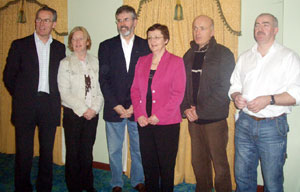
top-left (92, 161), bottom-right (110, 171)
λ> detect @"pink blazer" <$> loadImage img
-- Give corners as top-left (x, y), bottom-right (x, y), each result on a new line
top-left (131, 51), bottom-right (186, 125)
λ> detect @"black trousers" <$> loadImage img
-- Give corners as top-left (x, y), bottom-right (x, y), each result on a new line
top-left (14, 94), bottom-right (57, 192)
top-left (138, 123), bottom-right (180, 192)
top-left (63, 107), bottom-right (98, 192)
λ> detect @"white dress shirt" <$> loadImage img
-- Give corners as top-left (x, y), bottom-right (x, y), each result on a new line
top-left (120, 35), bottom-right (135, 72)
top-left (34, 31), bottom-right (53, 93)
top-left (229, 41), bottom-right (300, 118)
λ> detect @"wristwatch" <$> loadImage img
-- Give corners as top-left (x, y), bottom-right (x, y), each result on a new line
top-left (270, 95), bottom-right (275, 105)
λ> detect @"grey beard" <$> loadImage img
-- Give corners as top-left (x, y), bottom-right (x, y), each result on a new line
top-left (118, 27), bottom-right (131, 37)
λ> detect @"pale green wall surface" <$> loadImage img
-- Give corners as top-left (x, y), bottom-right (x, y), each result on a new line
top-left (67, 0), bottom-right (123, 164)
top-left (283, 0), bottom-right (300, 191)
top-left (239, 0), bottom-right (283, 54)
top-left (66, 0), bottom-right (300, 190)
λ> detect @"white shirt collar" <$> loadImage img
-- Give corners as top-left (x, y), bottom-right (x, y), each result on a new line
top-left (120, 35), bottom-right (135, 72)
top-left (120, 34), bottom-right (135, 45)
top-left (34, 31), bottom-right (53, 45)
top-left (252, 41), bottom-right (278, 56)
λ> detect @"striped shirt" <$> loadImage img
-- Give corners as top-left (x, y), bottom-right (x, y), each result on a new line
top-left (34, 31), bottom-right (53, 93)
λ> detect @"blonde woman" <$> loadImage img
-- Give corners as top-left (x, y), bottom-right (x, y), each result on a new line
top-left (58, 26), bottom-right (103, 192)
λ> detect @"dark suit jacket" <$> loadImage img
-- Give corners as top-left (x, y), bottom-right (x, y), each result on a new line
top-left (3, 34), bottom-right (66, 126)
top-left (98, 35), bottom-right (150, 122)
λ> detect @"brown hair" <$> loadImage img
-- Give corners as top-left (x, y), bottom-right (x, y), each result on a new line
top-left (36, 6), bottom-right (57, 22)
top-left (68, 26), bottom-right (92, 52)
top-left (147, 23), bottom-right (170, 41)
top-left (115, 5), bottom-right (137, 20)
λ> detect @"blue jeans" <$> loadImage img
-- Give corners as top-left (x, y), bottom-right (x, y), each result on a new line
top-left (105, 119), bottom-right (144, 188)
top-left (235, 111), bottom-right (288, 192)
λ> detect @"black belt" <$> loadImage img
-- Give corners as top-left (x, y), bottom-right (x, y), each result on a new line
top-left (37, 91), bottom-right (49, 96)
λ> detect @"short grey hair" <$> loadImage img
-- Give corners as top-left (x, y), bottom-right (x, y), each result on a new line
top-left (36, 6), bottom-right (57, 22)
top-left (115, 5), bottom-right (137, 20)
top-left (256, 13), bottom-right (278, 27)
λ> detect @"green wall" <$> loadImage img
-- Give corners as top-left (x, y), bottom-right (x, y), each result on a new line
top-left (66, 0), bottom-right (123, 164)
top-left (283, 0), bottom-right (300, 191)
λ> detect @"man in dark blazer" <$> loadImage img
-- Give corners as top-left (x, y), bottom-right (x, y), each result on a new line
top-left (98, 5), bottom-right (150, 192)
top-left (3, 6), bottom-right (65, 192)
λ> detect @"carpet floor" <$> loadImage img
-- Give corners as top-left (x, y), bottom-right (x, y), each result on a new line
top-left (0, 153), bottom-right (199, 192)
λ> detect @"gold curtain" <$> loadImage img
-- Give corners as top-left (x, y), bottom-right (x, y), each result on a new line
top-left (123, 0), bottom-right (240, 189)
top-left (0, 0), bottom-right (67, 165)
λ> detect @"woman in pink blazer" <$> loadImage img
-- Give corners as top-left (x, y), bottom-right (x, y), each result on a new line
top-left (131, 23), bottom-right (186, 192)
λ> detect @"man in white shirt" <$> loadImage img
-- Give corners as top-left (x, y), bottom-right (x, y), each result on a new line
top-left (98, 5), bottom-right (150, 192)
top-left (229, 13), bottom-right (300, 192)
top-left (3, 6), bottom-right (65, 192)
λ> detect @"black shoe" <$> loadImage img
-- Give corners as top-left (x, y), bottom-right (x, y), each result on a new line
top-left (134, 183), bottom-right (146, 192)
top-left (87, 188), bottom-right (97, 192)
top-left (112, 186), bottom-right (122, 192)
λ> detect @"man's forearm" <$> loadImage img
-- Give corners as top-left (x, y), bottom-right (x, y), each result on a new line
top-left (273, 92), bottom-right (296, 106)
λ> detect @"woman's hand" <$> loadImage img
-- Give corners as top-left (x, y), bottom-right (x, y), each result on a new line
top-left (83, 108), bottom-right (96, 120)
top-left (148, 115), bottom-right (159, 125)
top-left (137, 116), bottom-right (149, 127)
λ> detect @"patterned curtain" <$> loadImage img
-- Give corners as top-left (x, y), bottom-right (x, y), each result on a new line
top-left (0, 0), bottom-right (67, 165)
top-left (123, 0), bottom-right (240, 189)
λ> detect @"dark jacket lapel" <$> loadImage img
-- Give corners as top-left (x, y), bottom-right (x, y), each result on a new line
top-left (115, 35), bottom-right (128, 74)
top-left (128, 36), bottom-right (140, 76)
top-left (28, 34), bottom-right (40, 90)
